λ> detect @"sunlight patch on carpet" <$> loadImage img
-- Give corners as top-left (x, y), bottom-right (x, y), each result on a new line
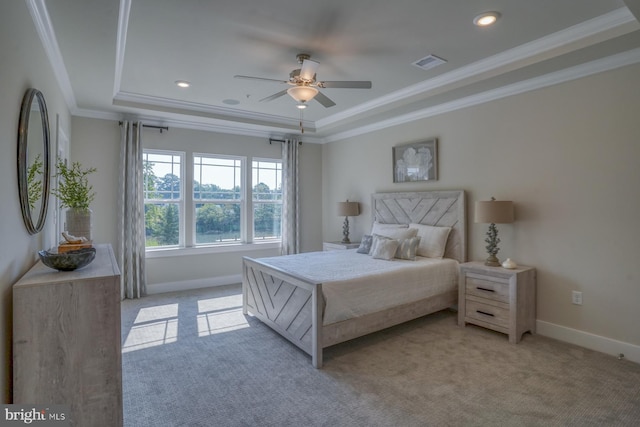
top-left (197, 296), bottom-right (248, 336)
top-left (122, 304), bottom-right (179, 352)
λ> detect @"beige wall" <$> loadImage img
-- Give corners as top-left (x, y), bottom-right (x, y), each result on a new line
top-left (323, 63), bottom-right (640, 348)
top-left (71, 118), bottom-right (121, 247)
top-left (71, 120), bottom-right (324, 288)
top-left (0, 2), bottom-right (72, 402)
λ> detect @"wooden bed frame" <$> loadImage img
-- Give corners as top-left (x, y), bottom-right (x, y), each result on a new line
top-left (242, 190), bottom-right (466, 368)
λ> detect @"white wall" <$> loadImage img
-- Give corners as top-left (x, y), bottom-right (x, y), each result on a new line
top-left (71, 120), bottom-right (324, 291)
top-left (0, 2), bottom-right (72, 402)
top-left (323, 63), bottom-right (640, 358)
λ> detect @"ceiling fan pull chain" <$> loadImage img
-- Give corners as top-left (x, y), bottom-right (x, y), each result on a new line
top-left (299, 109), bottom-right (304, 134)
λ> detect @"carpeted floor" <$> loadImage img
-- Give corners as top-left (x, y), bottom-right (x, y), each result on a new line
top-left (121, 284), bottom-right (640, 427)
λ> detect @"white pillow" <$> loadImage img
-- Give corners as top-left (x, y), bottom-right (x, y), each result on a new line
top-left (370, 223), bottom-right (417, 241)
top-left (371, 222), bottom-right (409, 235)
top-left (409, 223), bottom-right (452, 258)
top-left (371, 238), bottom-right (400, 260)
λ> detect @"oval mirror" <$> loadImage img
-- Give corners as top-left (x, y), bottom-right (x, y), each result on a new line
top-left (17, 88), bottom-right (51, 235)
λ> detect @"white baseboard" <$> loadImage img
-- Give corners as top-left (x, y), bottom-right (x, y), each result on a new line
top-left (537, 320), bottom-right (640, 364)
top-left (146, 274), bottom-right (242, 295)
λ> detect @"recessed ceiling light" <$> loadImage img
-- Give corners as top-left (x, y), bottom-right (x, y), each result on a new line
top-left (296, 103), bottom-right (307, 110)
top-left (473, 12), bottom-right (500, 27)
top-left (175, 80), bottom-right (191, 88)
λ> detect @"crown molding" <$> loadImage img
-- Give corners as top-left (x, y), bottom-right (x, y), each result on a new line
top-left (72, 106), bottom-right (324, 143)
top-left (26, 0), bottom-right (77, 110)
top-left (323, 48), bottom-right (640, 143)
top-left (113, 0), bottom-right (132, 98)
top-left (112, 91), bottom-right (311, 130)
top-left (316, 7), bottom-right (637, 130)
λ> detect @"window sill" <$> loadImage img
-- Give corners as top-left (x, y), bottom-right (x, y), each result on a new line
top-left (145, 241), bottom-right (281, 259)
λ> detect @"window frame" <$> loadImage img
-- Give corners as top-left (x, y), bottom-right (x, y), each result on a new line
top-left (143, 149), bottom-right (185, 249)
top-left (251, 158), bottom-right (283, 242)
top-left (192, 153), bottom-right (246, 247)
top-left (143, 148), bottom-right (282, 256)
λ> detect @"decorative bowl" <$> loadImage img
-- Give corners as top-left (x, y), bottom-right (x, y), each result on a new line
top-left (38, 247), bottom-right (96, 271)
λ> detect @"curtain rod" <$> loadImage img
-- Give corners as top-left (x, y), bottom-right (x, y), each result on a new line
top-left (269, 138), bottom-right (302, 145)
top-left (118, 121), bottom-right (168, 133)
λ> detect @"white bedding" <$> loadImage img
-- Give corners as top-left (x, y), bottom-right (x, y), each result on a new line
top-left (257, 249), bottom-right (459, 325)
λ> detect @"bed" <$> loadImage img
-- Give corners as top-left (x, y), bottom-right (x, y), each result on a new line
top-left (242, 190), bottom-right (466, 368)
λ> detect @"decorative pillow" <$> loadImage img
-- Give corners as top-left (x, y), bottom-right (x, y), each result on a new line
top-left (369, 234), bottom-right (394, 255)
top-left (409, 223), bottom-right (452, 258)
top-left (356, 235), bottom-right (373, 254)
top-left (395, 236), bottom-right (421, 260)
top-left (371, 238), bottom-right (400, 260)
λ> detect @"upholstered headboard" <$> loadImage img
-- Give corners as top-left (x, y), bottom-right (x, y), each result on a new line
top-left (371, 191), bottom-right (466, 263)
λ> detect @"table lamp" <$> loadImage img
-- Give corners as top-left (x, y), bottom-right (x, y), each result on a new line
top-left (474, 197), bottom-right (514, 266)
top-left (337, 200), bottom-right (360, 243)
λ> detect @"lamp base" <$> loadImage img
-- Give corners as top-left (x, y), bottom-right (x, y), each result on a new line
top-left (484, 254), bottom-right (501, 267)
top-left (341, 216), bottom-right (351, 244)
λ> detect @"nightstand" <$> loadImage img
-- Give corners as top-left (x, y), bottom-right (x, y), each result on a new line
top-left (458, 261), bottom-right (536, 343)
top-left (323, 241), bottom-right (360, 251)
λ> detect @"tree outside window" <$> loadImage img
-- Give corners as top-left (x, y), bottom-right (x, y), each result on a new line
top-left (143, 151), bottom-right (183, 247)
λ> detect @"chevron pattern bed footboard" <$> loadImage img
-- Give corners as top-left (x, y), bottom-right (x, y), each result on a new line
top-left (242, 257), bottom-right (324, 367)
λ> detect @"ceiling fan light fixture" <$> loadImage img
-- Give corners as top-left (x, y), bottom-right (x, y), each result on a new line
top-left (473, 12), bottom-right (500, 27)
top-left (287, 86), bottom-right (319, 103)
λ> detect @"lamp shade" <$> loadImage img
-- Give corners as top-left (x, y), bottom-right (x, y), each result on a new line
top-left (474, 200), bottom-right (514, 224)
top-left (337, 201), bottom-right (360, 217)
top-left (287, 86), bottom-right (319, 103)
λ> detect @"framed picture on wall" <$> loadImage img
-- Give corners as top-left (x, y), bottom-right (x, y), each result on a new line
top-left (392, 138), bottom-right (438, 183)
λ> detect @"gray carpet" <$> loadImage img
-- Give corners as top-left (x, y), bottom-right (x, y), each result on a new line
top-left (121, 284), bottom-right (640, 427)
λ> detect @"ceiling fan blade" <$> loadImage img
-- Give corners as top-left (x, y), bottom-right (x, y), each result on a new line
top-left (259, 89), bottom-right (288, 102)
top-left (313, 91), bottom-right (336, 108)
top-left (318, 81), bottom-right (372, 89)
top-left (299, 59), bottom-right (320, 81)
top-left (234, 75), bottom-right (288, 84)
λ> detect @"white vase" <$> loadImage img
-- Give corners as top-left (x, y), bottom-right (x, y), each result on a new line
top-left (66, 208), bottom-right (92, 241)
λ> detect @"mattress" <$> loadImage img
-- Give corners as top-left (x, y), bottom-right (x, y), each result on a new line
top-left (256, 249), bottom-right (459, 325)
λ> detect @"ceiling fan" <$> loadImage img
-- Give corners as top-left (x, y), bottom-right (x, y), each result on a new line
top-left (234, 53), bottom-right (372, 109)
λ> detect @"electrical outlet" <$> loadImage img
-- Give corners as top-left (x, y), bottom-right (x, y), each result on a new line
top-left (572, 290), bottom-right (583, 305)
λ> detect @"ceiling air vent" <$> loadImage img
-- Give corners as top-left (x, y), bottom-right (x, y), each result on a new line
top-left (412, 54), bottom-right (447, 71)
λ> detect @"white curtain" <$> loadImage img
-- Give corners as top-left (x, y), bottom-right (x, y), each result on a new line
top-left (281, 138), bottom-right (300, 255)
top-left (119, 121), bottom-right (146, 299)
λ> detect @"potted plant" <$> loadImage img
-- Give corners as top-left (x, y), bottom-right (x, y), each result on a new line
top-left (52, 159), bottom-right (97, 241)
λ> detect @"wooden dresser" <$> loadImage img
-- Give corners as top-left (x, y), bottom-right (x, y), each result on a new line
top-left (13, 244), bottom-right (122, 427)
top-left (458, 261), bottom-right (536, 343)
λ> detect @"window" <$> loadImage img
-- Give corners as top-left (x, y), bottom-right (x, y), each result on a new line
top-left (143, 151), bottom-right (184, 248)
top-left (143, 149), bottom-right (281, 251)
top-left (252, 159), bottom-right (282, 240)
top-left (193, 154), bottom-right (243, 244)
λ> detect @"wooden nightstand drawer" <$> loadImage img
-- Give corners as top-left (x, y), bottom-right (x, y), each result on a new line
top-left (465, 274), bottom-right (509, 303)
top-left (465, 299), bottom-right (509, 328)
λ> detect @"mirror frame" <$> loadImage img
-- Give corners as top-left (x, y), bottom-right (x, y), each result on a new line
top-left (17, 88), bottom-right (51, 235)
